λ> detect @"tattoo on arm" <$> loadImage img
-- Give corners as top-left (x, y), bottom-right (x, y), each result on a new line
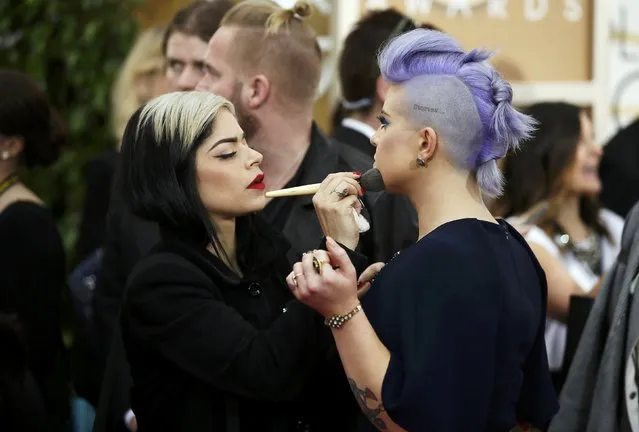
top-left (348, 378), bottom-right (387, 430)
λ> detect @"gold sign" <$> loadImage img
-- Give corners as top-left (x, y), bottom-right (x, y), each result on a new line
top-left (362, 0), bottom-right (592, 82)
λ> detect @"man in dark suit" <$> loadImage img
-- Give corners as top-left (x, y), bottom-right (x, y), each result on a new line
top-left (334, 10), bottom-right (440, 158)
top-left (332, 10), bottom-right (442, 260)
top-left (197, 1), bottom-right (382, 264)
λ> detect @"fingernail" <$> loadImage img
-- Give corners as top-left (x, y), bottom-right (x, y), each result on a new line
top-left (353, 172), bottom-right (361, 176)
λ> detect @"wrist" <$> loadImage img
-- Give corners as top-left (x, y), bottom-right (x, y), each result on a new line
top-left (326, 297), bottom-right (360, 316)
top-left (330, 236), bottom-right (358, 251)
top-left (323, 300), bottom-right (362, 329)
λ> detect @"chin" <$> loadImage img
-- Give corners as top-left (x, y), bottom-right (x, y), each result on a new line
top-left (249, 195), bottom-right (267, 212)
top-left (578, 184), bottom-right (601, 197)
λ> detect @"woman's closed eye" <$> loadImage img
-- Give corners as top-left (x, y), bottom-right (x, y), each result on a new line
top-left (214, 137), bottom-right (250, 160)
top-left (216, 151), bottom-right (237, 160)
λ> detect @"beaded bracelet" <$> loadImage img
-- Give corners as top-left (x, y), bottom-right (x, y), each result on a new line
top-left (324, 303), bottom-right (362, 329)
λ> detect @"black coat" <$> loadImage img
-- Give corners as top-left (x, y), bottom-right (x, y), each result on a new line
top-left (121, 216), bottom-right (360, 431)
top-left (93, 124), bottom-right (371, 431)
top-left (332, 124), bottom-right (376, 159)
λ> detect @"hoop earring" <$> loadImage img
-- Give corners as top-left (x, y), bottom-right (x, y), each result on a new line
top-left (416, 157), bottom-right (426, 167)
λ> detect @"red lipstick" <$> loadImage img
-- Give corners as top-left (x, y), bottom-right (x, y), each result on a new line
top-left (247, 173), bottom-right (265, 190)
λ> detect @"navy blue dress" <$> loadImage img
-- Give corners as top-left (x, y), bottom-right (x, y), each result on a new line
top-left (359, 218), bottom-right (559, 431)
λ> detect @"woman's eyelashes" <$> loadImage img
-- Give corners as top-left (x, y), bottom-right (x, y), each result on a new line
top-left (377, 115), bottom-right (389, 129)
top-left (216, 151), bottom-right (237, 160)
top-left (215, 140), bottom-right (250, 160)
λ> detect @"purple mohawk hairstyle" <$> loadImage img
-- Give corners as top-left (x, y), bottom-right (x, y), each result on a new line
top-left (378, 29), bottom-right (536, 198)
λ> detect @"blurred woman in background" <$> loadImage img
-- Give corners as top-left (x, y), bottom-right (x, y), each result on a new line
top-left (0, 68), bottom-right (69, 431)
top-left (75, 26), bottom-right (167, 263)
top-left (501, 102), bottom-right (624, 390)
top-left (70, 27), bottom-right (168, 414)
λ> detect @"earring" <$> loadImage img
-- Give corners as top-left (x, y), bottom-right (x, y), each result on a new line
top-left (0, 151), bottom-right (9, 161)
top-left (416, 157), bottom-right (426, 167)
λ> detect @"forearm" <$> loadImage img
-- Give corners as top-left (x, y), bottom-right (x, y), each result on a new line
top-left (331, 311), bottom-right (406, 432)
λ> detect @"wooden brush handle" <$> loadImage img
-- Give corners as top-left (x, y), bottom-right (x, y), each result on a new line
top-left (265, 183), bottom-right (321, 198)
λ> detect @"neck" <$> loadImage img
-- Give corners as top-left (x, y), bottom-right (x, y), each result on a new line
top-left (0, 163), bottom-right (16, 181)
top-left (209, 216), bottom-right (240, 274)
top-left (250, 108), bottom-right (313, 191)
top-left (408, 165), bottom-right (496, 240)
top-left (555, 194), bottom-right (589, 241)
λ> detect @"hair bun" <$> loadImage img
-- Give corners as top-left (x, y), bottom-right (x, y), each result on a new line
top-left (292, 1), bottom-right (312, 19)
top-left (266, 1), bottom-right (312, 34)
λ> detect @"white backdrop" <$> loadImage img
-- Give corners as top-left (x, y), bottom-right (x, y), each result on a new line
top-left (607, 0), bottom-right (639, 142)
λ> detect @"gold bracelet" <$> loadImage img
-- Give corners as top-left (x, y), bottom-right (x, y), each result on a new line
top-left (324, 303), bottom-right (362, 329)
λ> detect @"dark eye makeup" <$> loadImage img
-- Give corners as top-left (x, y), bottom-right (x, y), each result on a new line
top-left (216, 152), bottom-right (237, 160)
top-left (377, 115), bottom-right (390, 129)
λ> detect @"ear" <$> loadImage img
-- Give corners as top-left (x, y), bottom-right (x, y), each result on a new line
top-left (417, 127), bottom-right (438, 163)
top-left (246, 74), bottom-right (271, 109)
top-left (375, 76), bottom-right (390, 104)
top-left (0, 136), bottom-right (24, 159)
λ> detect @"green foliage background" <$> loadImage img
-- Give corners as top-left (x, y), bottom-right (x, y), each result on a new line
top-left (0, 0), bottom-right (142, 262)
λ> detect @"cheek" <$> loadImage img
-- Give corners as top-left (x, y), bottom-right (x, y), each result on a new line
top-left (166, 70), bottom-right (182, 91)
top-left (151, 75), bottom-right (169, 98)
top-left (376, 131), bottom-right (407, 166)
top-left (375, 132), bottom-right (395, 159)
top-left (574, 148), bottom-right (587, 168)
top-left (196, 160), bottom-right (236, 209)
top-left (209, 78), bottom-right (235, 100)
top-left (166, 68), bottom-right (178, 81)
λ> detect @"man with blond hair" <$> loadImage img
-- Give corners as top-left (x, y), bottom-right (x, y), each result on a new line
top-left (197, 0), bottom-right (408, 264)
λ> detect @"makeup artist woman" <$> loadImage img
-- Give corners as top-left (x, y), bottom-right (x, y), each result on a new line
top-left (289, 29), bottom-right (559, 432)
top-left (117, 91), bottom-right (364, 431)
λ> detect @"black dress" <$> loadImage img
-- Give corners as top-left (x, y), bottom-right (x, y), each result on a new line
top-left (0, 201), bottom-right (69, 430)
top-left (121, 216), bottom-right (357, 431)
top-left (75, 148), bottom-right (118, 263)
top-left (359, 219), bottom-right (559, 431)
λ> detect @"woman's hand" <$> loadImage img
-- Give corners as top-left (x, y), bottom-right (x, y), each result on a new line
top-left (357, 262), bottom-right (385, 298)
top-left (312, 172), bottom-right (363, 251)
top-left (286, 237), bottom-right (360, 318)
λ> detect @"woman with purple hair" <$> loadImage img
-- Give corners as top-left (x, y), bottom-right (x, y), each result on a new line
top-left (286, 29), bottom-right (559, 431)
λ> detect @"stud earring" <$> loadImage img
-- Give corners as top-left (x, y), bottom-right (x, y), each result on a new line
top-left (416, 157), bottom-right (426, 167)
top-left (0, 151), bottom-right (9, 161)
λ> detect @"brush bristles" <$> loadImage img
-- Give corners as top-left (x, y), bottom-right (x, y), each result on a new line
top-left (359, 168), bottom-right (385, 192)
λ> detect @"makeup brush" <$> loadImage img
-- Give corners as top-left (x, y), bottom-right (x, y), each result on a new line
top-left (265, 168), bottom-right (385, 198)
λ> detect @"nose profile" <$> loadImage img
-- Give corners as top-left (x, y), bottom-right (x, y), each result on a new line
top-left (177, 69), bottom-right (201, 91)
top-left (195, 78), bottom-right (207, 92)
top-left (592, 144), bottom-right (603, 157)
top-left (248, 147), bottom-right (263, 167)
